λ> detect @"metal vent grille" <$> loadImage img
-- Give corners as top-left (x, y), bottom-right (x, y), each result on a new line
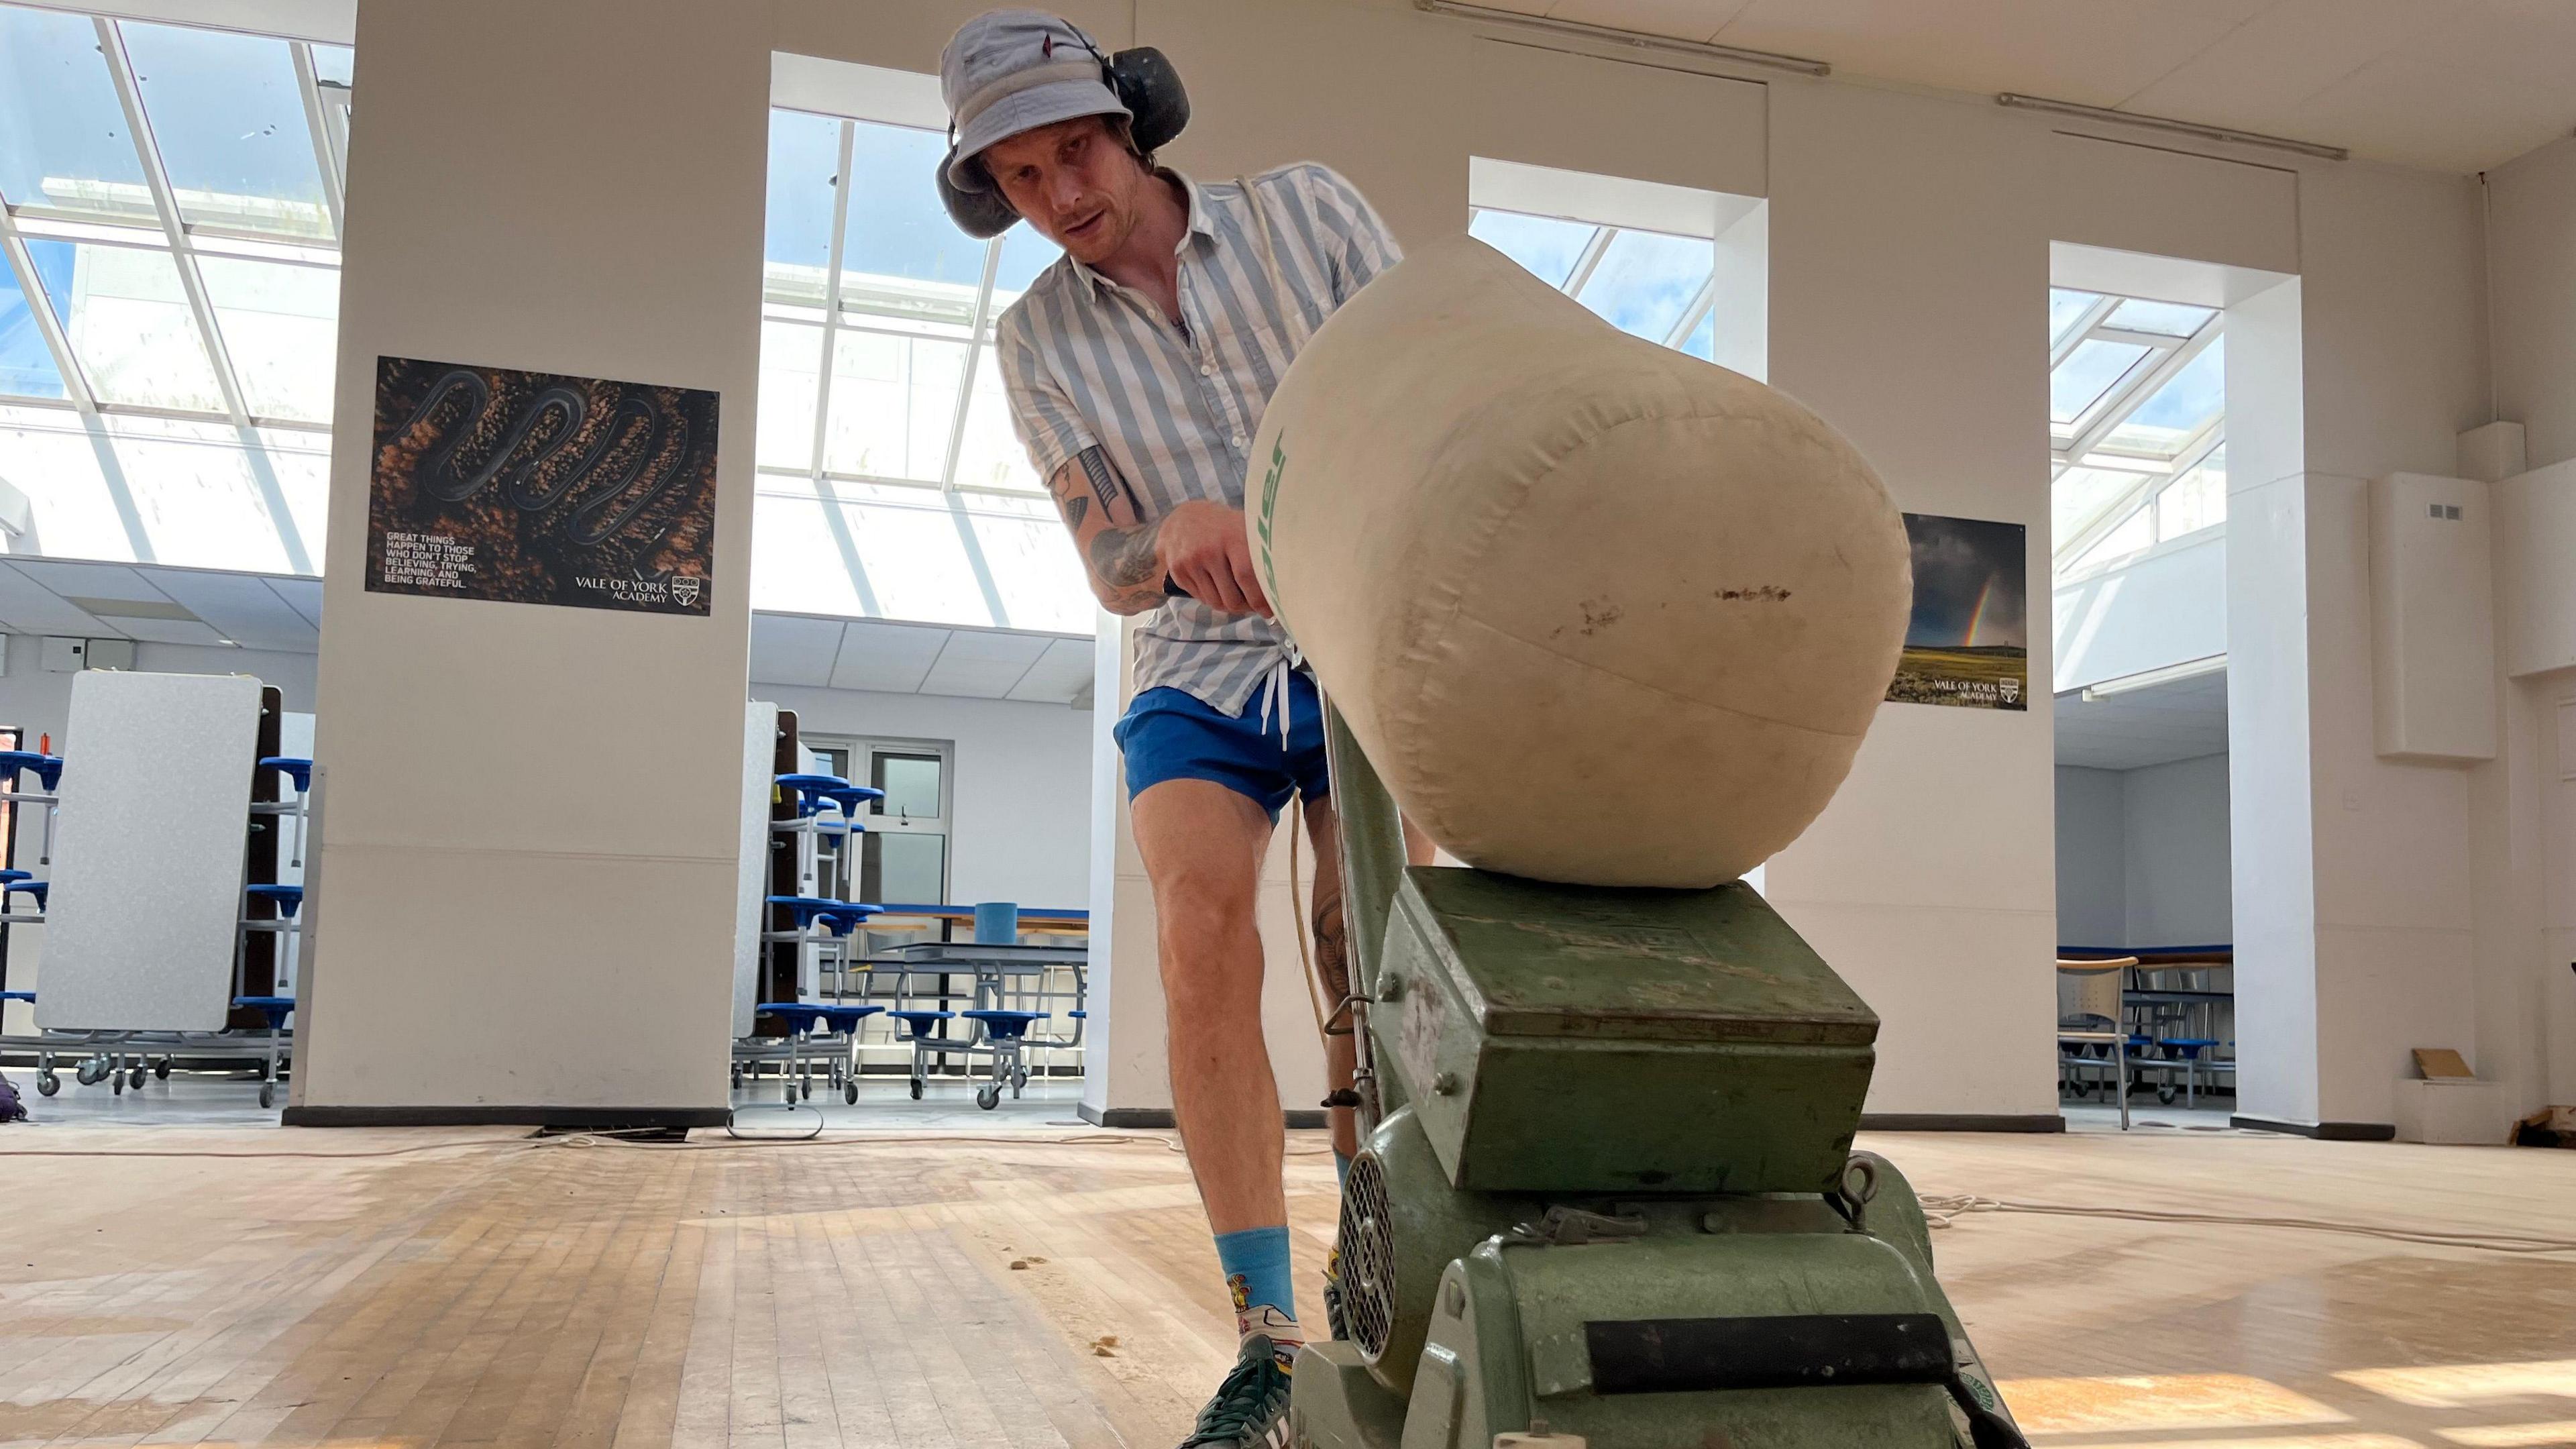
top-left (1338, 1151), bottom-right (1397, 1359)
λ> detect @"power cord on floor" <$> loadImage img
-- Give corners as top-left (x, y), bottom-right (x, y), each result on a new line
top-left (723, 1105), bottom-right (826, 1141)
top-left (1918, 1192), bottom-right (2576, 1255)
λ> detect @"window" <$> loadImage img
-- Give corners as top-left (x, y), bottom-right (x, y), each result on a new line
top-left (2049, 286), bottom-right (2225, 580)
top-left (755, 107), bottom-right (1089, 633)
top-left (802, 733), bottom-right (951, 905)
top-left (1468, 205), bottom-right (1719, 358)
top-left (0, 4), bottom-right (349, 576)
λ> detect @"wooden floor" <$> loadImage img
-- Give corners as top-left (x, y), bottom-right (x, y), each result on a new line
top-left (5, 1120), bottom-right (2575, 1449)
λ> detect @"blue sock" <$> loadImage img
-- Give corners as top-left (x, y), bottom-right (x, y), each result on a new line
top-left (1214, 1225), bottom-right (1298, 1338)
top-left (1334, 1151), bottom-right (1352, 1187)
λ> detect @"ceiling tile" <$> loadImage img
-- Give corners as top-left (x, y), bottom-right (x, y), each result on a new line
top-left (2280, 50), bottom-right (2574, 172)
top-left (1714, 0), bottom-right (2263, 109)
top-left (264, 577), bottom-right (324, 626)
top-left (111, 617), bottom-right (231, 647)
top-left (918, 629), bottom-right (1050, 699)
top-left (9, 559), bottom-right (170, 604)
top-left (1004, 637), bottom-right (1097, 704)
top-left (830, 621), bottom-right (953, 694)
top-left (142, 568), bottom-right (319, 652)
top-left (0, 564), bottom-right (113, 636)
top-left (2118, 0), bottom-right (2443, 123)
top-left (748, 613), bottom-right (845, 688)
top-left (1537, 0), bottom-right (1746, 44)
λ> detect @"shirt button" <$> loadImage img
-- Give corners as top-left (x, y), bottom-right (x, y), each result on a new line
top-left (1201, 364), bottom-right (1215, 376)
top-left (1230, 434), bottom-right (1247, 451)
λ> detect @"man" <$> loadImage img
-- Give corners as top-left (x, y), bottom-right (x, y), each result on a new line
top-left (940, 11), bottom-right (1419, 1447)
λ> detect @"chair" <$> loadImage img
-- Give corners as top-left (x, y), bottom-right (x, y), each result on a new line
top-left (2057, 957), bottom-right (2137, 1129)
top-left (231, 996), bottom-right (294, 1108)
top-left (885, 1010), bottom-right (957, 1100)
top-left (959, 1008), bottom-right (1049, 1110)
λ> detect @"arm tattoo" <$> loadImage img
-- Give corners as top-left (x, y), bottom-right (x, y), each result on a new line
top-left (1089, 516), bottom-right (1167, 588)
top-left (1048, 447), bottom-right (1167, 610)
top-left (1077, 446), bottom-right (1124, 516)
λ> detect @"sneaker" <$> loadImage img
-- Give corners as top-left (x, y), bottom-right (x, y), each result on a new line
top-left (1178, 1333), bottom-right (1295, 1448)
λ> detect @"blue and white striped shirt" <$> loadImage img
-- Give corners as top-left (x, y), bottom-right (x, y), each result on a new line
top-left (996, 163), bottom-right (1401, 716)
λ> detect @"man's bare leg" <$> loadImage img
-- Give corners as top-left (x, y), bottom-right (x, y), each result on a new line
top-left (1133, 777), bottom-right (1287, 1235)
top-left (1300, 802), bottom-right (1438, 1163)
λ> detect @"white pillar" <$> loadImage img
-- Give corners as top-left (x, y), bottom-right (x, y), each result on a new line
top-left (292, 0), bottom-right (765, 1123)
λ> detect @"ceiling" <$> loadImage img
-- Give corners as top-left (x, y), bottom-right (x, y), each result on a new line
top-left (747, 612), bottom-right (1094, 706)
top-left (0, 555), bottom-right (1096, 708)
top-left (0, 557), bottom-right (319, 651)
top-left (1483, 0), bottom-right (2576, 172)
top-left (2054, 669), bottom-right (2228, 770)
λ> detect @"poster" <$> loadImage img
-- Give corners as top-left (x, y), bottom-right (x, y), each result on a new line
top-left (366, 356), bottom-right (718, 615)
top-left (1885, 512), bottom-right (2029, 711)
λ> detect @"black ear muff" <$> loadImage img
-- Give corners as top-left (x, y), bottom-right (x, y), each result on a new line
top-left (936, 147), bottom-right (1020, 239)
top-left (1107, 46), bottom-right (1189, 153)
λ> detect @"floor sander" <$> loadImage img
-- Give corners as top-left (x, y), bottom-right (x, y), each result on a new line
top-left (1292, 705), bottom-right (2028, 1449)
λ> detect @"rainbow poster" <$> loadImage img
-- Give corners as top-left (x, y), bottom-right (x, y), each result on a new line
top-left (1885, 513), bottom-right (2028, 711)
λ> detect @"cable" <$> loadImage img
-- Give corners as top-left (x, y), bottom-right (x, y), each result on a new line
top-left (1919, 1193), bottom-right (2576, 1256)
top-left (724, 1104), bottom-right (824, 1141)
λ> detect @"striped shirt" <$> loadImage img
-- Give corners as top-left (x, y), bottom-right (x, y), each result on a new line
top-left (995, 162), bottom-right (1401, 716)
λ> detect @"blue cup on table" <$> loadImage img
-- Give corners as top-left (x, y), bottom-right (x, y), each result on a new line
top-left (973, 901), bottom-right (1019, 945)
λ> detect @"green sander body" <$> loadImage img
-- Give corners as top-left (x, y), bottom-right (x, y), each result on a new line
top-left (1295, 713), bottom-right (2021, 1449)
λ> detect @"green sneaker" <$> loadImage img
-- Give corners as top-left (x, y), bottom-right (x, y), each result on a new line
top-left (1178, 1334), bottom-right (1295, 1448)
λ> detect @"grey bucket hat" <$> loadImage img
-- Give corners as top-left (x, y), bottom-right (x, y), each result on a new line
top-left (941, 10), bottom-right (1131, 188)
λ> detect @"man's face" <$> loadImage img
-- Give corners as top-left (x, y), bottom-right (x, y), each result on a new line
top-left (979, 115), bottom-right (1150, 265)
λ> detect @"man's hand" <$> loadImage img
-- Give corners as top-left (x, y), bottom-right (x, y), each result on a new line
top-left (1155, 500), bottom-right (1271, 617)
top-left (1044, 447), bottom-right (1271, 617)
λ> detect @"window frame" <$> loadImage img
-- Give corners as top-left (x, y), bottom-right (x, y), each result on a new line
top-left (2049, 286), bottom-right (2226, 581)
top-left (800, 731), bottom-right (954, 907)
top-left (0, 5), bottom-right (350, 575)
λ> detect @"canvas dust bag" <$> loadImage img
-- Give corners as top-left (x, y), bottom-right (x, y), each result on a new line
top-left (1250, 233), bottom-right (1911, 888)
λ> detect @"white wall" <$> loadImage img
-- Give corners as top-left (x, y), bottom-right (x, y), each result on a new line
top-left (2054, 766), bottom-right (2125, 947)
top-left (246, 0), bottom-right (2506, 1122)
top-left (2053, 533), bottom-right (2226, 694)
top-left (2491, 137), bottom-right (2576, 474)
top-left (754, 684), bottom-right (1091, 908)
top-left (298, 0), bottom-right (767, 1116)
top-left (2055, 756), bottom-right (2233, 953)
top-left (2123, 753), bottom-right (2232, 946)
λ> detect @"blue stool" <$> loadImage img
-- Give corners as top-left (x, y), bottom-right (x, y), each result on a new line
top-left (768, 895), bottom-right (881, 934)
top-left (753, 1002), bottom-right (831, 1104)
top-left (0, 989), bottom-right (31, 1004)
top-left (231, 996), bottom-right (294, 1108)
top-left (960, 1009), bottom-right (1050, 1110)
top-left (775, 773), bottom-right (853, 818)
top-left (7, 879), bottom-right (48, 911)
top-left (886, 1010), bottom-right (956, 1100)
top-left (819, 785), bottom-right (883, 820)
top-left (2159, 1037), bottom-right (2221, 1107)
top-left (247, 883), bottom-right (305, 918)
top-left (260, 757), bottom-right (314, 866)
top-left (767, 896), bottom-right (882, 997)
top-left (0, 749), bottom-right (62, 793)
top-left (814, 1004), bottom-right (885, 1104)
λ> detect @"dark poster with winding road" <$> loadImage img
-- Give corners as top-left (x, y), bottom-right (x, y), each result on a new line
top-left (366, 356), bottom-right (718, 615)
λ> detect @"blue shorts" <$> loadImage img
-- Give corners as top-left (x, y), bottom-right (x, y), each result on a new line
top-left (1115, 672), bottom-right (1330, 822)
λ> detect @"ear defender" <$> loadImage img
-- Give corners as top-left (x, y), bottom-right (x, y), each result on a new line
top-left (937, 158), bottom-right (1022, 240)
top-left (935, 40), bottom-right (1191, 240)
top-left (1107, 46), bottom-right (1189, 152)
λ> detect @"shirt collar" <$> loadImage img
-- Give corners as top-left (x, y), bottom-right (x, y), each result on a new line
top-left (1066, 168), bottom-right (1215, 297)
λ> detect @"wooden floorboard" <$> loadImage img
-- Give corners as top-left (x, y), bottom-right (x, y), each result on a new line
top-left (3, 1125), bottom-right (2574, 1448)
